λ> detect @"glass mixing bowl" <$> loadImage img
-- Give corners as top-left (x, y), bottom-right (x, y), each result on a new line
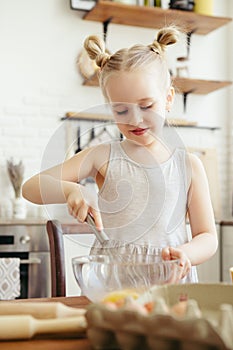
top-left (72, 253), bottom-right (180, 302)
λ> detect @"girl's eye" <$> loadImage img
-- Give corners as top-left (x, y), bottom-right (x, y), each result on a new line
top-left (114, 109), bottom-right (128, 116)
top-left (140, 104), bottom-right (154, 111)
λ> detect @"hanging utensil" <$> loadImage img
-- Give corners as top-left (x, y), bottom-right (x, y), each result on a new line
top-left (90, 127), bottom-right (95, 142)
top-left (75, 126), bottom-right (82, 154)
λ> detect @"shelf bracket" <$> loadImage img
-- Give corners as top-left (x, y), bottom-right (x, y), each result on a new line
top-left (186, 29), bottom-right (196, 59)
top-left (103, 17), bottom-right (113, 43)
top-left (177, 28), bottom-right (197, 62)
top-left (183, 89), bottom-right (196, 113)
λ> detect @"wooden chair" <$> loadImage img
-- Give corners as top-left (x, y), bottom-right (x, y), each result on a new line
top-left (46, 220), bottom-right (93, 297)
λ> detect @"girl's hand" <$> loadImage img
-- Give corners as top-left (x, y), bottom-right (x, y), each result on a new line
top-left (161, 246), bottom-right (191, 281)
top-left (65, 183), bottom-right (103, 231)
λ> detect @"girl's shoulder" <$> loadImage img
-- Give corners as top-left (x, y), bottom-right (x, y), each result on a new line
top-left (186, 152), bottom-right (207, 182)
top-left (186, 152), bottom-right (203, 169)
top-left (88, 143), bottom-right (112, 170)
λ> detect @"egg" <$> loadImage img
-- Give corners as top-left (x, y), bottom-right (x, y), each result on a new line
top-left (102, 289), bottom-right (140, 308)
top-left (124, 297), bottom-right (148, 315)
top-left (103, 302), bottom-right (118, 311)
top-left (170, 301), bottom-right (188, 317)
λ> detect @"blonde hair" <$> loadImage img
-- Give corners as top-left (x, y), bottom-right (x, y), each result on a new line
top-left (84, 26), bottom-right (180, 98)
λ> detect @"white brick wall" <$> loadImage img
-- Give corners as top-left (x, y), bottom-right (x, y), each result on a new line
top-left (228, 1), bottom-right (233, 217)
top-left (0, 0), bottom-right (232, 220)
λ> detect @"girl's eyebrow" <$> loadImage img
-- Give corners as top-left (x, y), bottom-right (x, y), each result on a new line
top-left (111, 102), bottom-right (127, 107)
top-left (111, 103), bottom-right (128, 108)
top-left (112, 99), bottom-right (154, 106)
top-left (138, 98), bottom-right (154, 103)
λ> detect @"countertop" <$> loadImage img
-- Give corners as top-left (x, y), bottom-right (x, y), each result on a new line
top-left (0, 218), bottom-right (94, 234)
top-left (0, 296), bottom-right (92, 350)
top-left (0, 218), bottom-right (232, 228)
top-left (0, 218), bottom-right (47, 226)
top-left (221, 220), bottom-right (233, 226)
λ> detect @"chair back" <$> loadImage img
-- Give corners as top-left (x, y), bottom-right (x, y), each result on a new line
top-left (46, 220), bottom-right (66, 297)
top-left (46, 219), bottom-right (93, 297)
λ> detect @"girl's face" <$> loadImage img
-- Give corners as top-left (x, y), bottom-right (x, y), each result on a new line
top-left (105, 66), bottom-right (174, 147)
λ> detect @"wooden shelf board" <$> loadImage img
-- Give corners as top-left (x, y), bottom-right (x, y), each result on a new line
top-left (83, 1), bottom-right (232, 35)
top-left (62, 113), bottom-right (220, 130)
top-left (63, 112), bottom-right (113, 121)
top-left (168, 124), bottom-right (220, 131)
top-left (173, 77), bottom-right (232, 94)
top-left (83, 73), bottom-right (232, 95)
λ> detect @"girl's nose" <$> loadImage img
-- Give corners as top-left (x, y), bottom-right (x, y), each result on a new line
top-left (129, 106), bottom-right (143, 125)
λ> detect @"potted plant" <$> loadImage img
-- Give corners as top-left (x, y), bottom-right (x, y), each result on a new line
top-left (7, 159), bottom-right (26, 219)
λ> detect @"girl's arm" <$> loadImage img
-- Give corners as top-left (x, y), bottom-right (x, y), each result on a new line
top-left (180, 153), bottom-right (218, 265)
top-left (162, 153), bottom-right (218, 277)
top-left (23, 147), bottom-right (95, 203)
top-left (22, 145), bottom-right (108, 229)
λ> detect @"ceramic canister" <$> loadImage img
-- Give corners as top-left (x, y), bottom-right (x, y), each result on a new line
top-left (194, 0), bottom-right (213, 15)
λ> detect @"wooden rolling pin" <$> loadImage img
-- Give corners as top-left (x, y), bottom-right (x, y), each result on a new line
top-left (0, 314), bottom-right (86, 340)
top-left (0, 302), bottom-right (86, 319)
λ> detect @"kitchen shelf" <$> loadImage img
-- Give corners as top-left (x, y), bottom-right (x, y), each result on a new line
top-left (80, 2), bottom-right (232, 94)
top-left (83, 1), bottom-right (232, 35)
top-left (170, 125), bottom-right (220, 131)
top-left (173, 77), bottom-right (232, 94)
top-left (83, 73), bottom-right (232, 95)
top-left (62, 113), bottom-right (220, 130)
top-left (63, 111), bottom-right (113, 121)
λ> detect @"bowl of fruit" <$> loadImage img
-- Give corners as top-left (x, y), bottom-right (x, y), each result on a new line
top-left (72, 253), bottom-right (180, 303)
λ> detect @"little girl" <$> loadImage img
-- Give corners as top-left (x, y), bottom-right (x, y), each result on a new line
top-left (23, 26), bottom-right (217, 283)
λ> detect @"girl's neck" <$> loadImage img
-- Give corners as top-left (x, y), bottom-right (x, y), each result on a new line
top-left (121, 139), bottom-right (172, 165)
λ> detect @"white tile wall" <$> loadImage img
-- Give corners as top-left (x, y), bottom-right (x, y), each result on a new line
top-left (228, 1), bottom-right (233, 217)
top-left (221, 225), bottom-right (233, 283)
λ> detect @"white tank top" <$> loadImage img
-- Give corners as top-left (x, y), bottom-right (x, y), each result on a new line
top-left (91, 141), bottom-right (198, 283)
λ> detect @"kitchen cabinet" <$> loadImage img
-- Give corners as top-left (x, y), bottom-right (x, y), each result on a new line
top-left (221, 222), bottom-right (233, 283)
top-left (80, 1), bottom-right (232, 93)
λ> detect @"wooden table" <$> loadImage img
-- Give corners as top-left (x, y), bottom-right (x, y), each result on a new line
top-left (0, 296), bottom-right (93, 350)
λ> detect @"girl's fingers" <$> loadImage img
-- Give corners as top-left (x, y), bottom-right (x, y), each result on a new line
top-left (68, 202), bottom-right (103, 231)
top-left (161, 247), bottom-right (171, 260)
top-left (91, 208), bottom-right (103, 231)
top-left (162, 246), bottom-right (191, 281)
top-left (181, 259), bottom-right (192, 279)
top-left (68, 200), bottom-right (88, 222)
top-left (76, 202), bottom-right (89, 222)
top-left (169, 246), bottom-right (184, 260)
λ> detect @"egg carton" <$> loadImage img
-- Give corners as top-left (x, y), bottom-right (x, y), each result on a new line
top-left (85, 283), bottom-right (233, 350)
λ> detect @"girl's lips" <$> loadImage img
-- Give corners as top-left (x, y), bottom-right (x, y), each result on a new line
top-left (130, 128), bottom-right (149, 136)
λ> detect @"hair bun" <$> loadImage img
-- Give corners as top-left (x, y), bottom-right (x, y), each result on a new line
top-left (96, 52), bottom-right (111, 69)
top-left (157, 26), bottom-right (179, 47)
top-left (84, 35), bottom-right (110, 69)
top-left (149, 26), bottom-right (180, 55)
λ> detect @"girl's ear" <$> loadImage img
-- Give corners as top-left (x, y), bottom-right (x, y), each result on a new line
top-left (166, 86), bottom-right (175, 111)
